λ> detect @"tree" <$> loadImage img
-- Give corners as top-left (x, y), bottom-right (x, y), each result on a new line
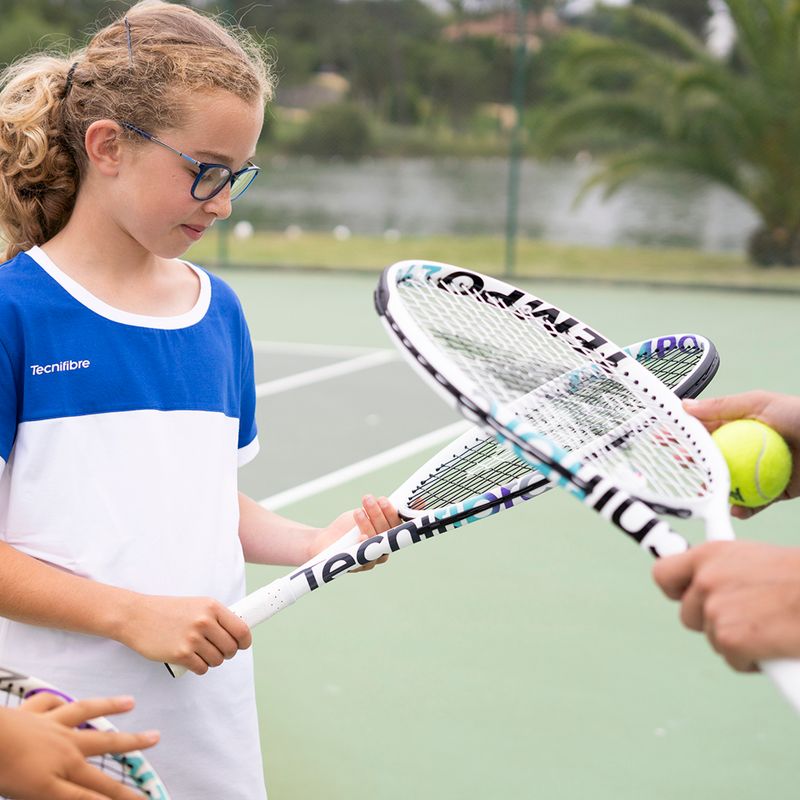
top-left (631, 0), bottom-right (714, 39)
top-left (539, 1), bottom-right (800, 266)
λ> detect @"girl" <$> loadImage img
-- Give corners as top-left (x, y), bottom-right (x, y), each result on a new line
top-left (0, 2), bottom-right (399, 797)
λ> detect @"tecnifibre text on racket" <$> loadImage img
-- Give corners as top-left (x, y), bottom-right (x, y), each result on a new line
top-left (0, 667), bottom-right (170, 799)
top-left (375, 259), bottom-right (800, 713)
top-left (167, 331), bottom-right (718, 677)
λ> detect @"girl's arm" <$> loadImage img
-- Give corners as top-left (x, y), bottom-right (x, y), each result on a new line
top-left (238, 492), bottom-right (400, 566)
top-left (0, 542), bottom-right (251, 675)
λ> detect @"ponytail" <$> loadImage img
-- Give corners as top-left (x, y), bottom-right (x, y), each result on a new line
top-left (0, 55), bottom-right (81, 259)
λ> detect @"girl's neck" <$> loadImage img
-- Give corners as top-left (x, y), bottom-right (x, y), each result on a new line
top-left (40, 195), bottom-right (201, 319)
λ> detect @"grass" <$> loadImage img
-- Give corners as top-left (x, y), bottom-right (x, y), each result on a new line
top-left (187, 230), bottom-right (800, 291)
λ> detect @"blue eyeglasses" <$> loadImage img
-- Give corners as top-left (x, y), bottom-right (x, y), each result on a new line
top-left (121, 122), bottom-right (260, 202)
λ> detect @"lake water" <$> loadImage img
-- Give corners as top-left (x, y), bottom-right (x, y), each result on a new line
top-left (237, 155), bottom-right (759, 251)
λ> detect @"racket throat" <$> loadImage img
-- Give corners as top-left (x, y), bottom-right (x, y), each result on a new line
top-left (583, 473), bottom-right (686, 554)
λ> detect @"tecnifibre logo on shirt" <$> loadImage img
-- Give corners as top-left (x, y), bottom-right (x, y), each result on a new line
top-left (29, 359), bottom-right (91, 376)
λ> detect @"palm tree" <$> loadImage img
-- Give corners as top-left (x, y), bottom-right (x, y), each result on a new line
top-left (539, 1), bottom-right (800, 266)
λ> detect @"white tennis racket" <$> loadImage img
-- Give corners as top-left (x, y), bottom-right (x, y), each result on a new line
top-left (374, 259), bottom-right (800, 713)
top-left (0, 667), bottom-right (170, 799)
top-left (168, 330), bottom-right (718, 677)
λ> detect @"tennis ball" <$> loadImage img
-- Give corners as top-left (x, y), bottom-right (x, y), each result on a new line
top-left (711, 419), bottom-right (793, 508)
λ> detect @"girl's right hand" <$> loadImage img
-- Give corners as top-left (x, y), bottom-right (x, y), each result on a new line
top-left (117, 595), bottom-right (252, 675)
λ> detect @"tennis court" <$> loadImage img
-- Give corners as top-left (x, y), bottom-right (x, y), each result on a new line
top-left (229, 266), bottom-right (800, 799)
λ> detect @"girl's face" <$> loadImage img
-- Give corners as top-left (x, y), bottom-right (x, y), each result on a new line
top-left (115, 90), bottom-right (264, 259)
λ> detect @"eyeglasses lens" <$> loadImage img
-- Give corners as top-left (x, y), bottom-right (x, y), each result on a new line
top-left (230, 170), bottom-right (258, 201)
top-left (194, 167), bottom-right (230, 200)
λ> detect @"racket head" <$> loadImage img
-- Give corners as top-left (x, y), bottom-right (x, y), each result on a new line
top-left (376, 261), bottom-right (731, 540)
top-left (0, 668), bottom-right (170, 799)
top-left (392, 332), bottom-right (719, 518)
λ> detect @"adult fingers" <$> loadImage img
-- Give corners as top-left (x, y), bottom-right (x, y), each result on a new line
top-left (682, 392), bottom-right (772, 430)
top-left (651, 550), bottom-right (698, 601)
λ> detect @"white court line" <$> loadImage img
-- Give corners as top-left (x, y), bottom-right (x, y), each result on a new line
top-left (253, 340), bottom-right (381, 358)
top-left (255, 350), bottom-right (399, 398)
top-left (259, 420), bottom-right (469, 511)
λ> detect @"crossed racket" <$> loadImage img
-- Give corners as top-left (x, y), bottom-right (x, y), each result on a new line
top-left (167, 324), bottom-right (720, 678)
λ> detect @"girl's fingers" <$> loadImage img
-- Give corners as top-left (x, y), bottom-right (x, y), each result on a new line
top-left (377, 495), bottom-right (402, 527)
top-left (358, 495), bottom-right (391, 536)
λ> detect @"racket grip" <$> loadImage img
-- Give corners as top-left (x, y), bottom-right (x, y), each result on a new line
top-left (166, 527), bottom-right (363, 678)
top-left (760, 659), bottom-right (800, 714)
top-left (165, 582), bottom-right (297, 679)
top-left (165, 662), bottom-right (188, 678)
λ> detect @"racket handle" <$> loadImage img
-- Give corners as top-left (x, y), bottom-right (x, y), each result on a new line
top-left (166, 526), bottom-right (364, 678)
top-left (760, 659), bottom-right (800, 713)
top-left (231, 525), bottom-right (363, 628)
top-left (165, 581), bottom-right (299, 678)
top-left (165, 662), bottom-right (188, 678)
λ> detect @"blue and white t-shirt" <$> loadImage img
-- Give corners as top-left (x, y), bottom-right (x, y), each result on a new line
top-left (0, 246), bottom-right (267, 799)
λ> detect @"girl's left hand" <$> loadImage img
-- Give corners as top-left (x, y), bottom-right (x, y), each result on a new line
top-left (310, 495), bottom-right (401, 570)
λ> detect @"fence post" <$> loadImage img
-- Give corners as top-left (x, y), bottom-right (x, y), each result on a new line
top-left (504, 0), bottom-right (530, 277)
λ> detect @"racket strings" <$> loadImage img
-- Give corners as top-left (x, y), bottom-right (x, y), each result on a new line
top-left (407, 436), bottom-right (531, 509)
top-left (406, 339), bottom-right (707, 510)
top-left (397, 277), bottom-right (712, 504)
top-left (628, 343), bottom-right (703, 386)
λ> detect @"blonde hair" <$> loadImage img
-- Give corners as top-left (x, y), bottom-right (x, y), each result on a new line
top-left (0, 0), bottom-right (274, 259)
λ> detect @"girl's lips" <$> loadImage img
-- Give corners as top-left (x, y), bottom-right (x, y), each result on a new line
top-left (181, 224), bottom-right (206, 241)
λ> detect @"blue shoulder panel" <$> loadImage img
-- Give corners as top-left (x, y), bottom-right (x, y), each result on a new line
top-left (0, 252), bottom-right (257, 460)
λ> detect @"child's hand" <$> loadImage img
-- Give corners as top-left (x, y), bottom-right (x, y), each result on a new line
top-left (117, 595), bottom-right (252, 675)
top-left (311, 495), bottom-right (401, 571)
top-left (0, 694), bottom-right (159, 800)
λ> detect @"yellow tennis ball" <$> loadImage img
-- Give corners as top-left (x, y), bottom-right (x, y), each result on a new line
top-left (711, 419), bottom-right (793, 508)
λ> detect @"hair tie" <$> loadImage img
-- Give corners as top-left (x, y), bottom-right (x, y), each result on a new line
top-left (63, 62), bottom-right (78, 98)
top-left (20, 183), bottom-right (47, 199)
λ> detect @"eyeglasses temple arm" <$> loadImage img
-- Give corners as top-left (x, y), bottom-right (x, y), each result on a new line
top-left (120, 122), bottom-right (202, 169)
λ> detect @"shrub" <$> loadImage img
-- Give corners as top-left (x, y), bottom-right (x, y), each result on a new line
top-left (291, 102), bottom-right (374, 160)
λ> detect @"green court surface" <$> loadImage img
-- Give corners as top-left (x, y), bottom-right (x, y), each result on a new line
top-left (225, 265), bottom-right (800, 800)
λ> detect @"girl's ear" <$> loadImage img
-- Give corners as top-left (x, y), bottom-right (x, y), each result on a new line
top-left (84, 120), bottom-right (125, 176)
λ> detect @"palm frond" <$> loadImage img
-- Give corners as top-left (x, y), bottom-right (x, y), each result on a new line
top-left (536, 94), bottom-right (667, 156)
top-left (576, 145), bottom-right (748, 205)
top-left (554, 36), bottom-right (664, 88)
top-left (622, 6), bottom-right (715, 64)
top-left (724, 0), bottom-right (800, 82)
top-left (540, 0), bottom-right (800, 253)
